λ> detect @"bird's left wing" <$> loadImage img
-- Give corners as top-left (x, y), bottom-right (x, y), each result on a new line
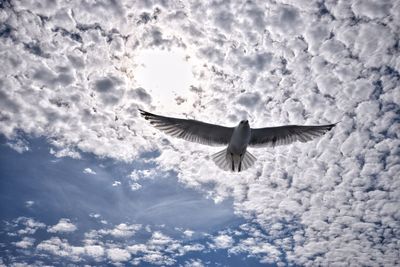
top-left (139, 109), bottom-right (234, 146)
top-left (249, 123), bottom-right (336, 147)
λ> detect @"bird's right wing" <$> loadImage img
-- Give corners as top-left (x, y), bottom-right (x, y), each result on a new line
top-left (139, 109), bottom-right (234, 146)
top-left (249, 123), bottom-right (336, 147)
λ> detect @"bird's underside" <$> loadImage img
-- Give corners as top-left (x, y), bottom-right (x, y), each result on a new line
top-left (139, 109), bottom-right (336, 172)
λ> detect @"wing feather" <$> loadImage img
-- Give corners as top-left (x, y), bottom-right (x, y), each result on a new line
top-left (139, 109), bottom-right (234, 146)
top-left (249, 123), bottom-right (336, 147)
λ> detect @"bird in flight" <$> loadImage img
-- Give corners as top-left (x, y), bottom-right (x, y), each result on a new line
top-left (139, 109), bottom-right (336, 172)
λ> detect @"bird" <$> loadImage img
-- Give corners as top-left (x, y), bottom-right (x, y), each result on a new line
top-left (139, 109), bottom-right (336, 172)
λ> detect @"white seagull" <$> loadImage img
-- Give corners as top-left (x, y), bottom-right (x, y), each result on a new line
top-left (139, 109), bottom-right (336, 172)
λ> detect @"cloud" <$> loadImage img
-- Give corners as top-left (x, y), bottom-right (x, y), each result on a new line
top-left (112, 180), bottom-right (121, 186)
top-left (128, 168), bottom-right (159, 181)
top-left (236, 92), bottom-right (261, 109)
top-left (48, 219), bottom-right (77, 233)
top-left (83, 168), bottom-right (96, 175)
top-left (98, 223), bottom-right (141, 238)
top-left (149, 231), bottom-right (174, 246)
top-left (211, 234), bottom-right (234, 249)
top-left (183, 259), bottom-right (204, 267)
top-left (85, 245), bottom-right (105, 260)
top-left (183, 229), bottom-right (194, 237)
top-left (4, 216), bottom-right (208, 265)
top-left (89, 213), bottom-right (101, 219)
top-left (352, 0), bottom-right (393, 20)
top-left (36, 237), bottom-right (84, 262)
top-left (14, 217), bottom-right (46, 235)
top-left (50, 147), bottom-right (81, 159)
top-left (107, 248), bottom-right (131, 262)
top-left (13, 237), bottom-right (35, 249)
top-left (139, 252), bottom-right (176, 266)
top-left (6, 138), bottom-right (30, 153)
top-left (129, 87), bottom-right (152, 104)
top-left (25, 201), bottom-right (34, 208)
top-left (227, 225), bottom-right (282, 265)
top-left (130, 182), bottom-right (142, 191)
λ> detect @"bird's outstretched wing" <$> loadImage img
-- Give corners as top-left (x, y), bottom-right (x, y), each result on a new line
top-left (139, 109), bottom-right (234, 146)
top-left (249, 123), bottom-right (336, 147)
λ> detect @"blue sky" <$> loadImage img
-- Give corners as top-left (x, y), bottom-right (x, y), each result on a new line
top-left (0, 0), bottom-right (399, 266)
top-left (0, 136), bottom-right (268, 266)
top-left (1, 136), bottom-right (278, 266)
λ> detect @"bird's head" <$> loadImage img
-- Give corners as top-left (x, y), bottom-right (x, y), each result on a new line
top-left (238, 120), bottom-right (249, 128)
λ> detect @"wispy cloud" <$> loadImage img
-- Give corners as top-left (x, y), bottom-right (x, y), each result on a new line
top-left (25, 201), bottom-right (34, 208)
top-left (83, 168), bottom-right (96, 175)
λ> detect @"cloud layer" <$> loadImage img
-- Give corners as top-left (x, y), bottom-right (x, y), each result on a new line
top-left (1, 0), bottom-right (399, 266)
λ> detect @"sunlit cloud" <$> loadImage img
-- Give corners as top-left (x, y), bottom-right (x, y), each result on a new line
top-left (135, 48), bottom-right (197, 112)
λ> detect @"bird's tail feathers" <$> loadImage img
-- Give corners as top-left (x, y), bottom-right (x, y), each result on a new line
top-left (241, 151), bottom-right (257, 171)
top-left (212, 149), bottom-right (257, 172)
top-left (212, 149), bottom-right (231, 171)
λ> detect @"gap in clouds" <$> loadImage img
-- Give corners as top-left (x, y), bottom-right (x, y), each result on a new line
top-left (0, 134), bottom-right (242, 233)
top-left (0, 135), bottom-right (264, 266)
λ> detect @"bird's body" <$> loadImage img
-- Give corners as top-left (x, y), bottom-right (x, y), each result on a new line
top-left (228, 120), bottom-right (251, 155)
top-left (139, 109), bottom-right (336, 172)
top-left (226, 121), bottom-right (251, 171)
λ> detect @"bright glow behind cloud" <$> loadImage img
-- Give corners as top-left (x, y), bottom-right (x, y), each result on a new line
top-left (135, 49), bottom-right (195, 111)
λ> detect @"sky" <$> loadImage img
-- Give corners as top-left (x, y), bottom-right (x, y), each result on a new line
top-left (0, 0), bottom-right (399, 266)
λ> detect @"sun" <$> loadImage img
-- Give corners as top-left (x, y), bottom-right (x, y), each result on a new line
top-left (135, 48), bottom-right (195, 111)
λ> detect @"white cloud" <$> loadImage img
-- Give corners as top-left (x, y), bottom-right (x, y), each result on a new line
top-left (14, 217), bottom-right (46, 235)
top-left (127, 244), bottom-right (148, 255)
top-left (14, 237), bottom-right (35, 249)
top-left (48, 218), bottom-right (77, 233)
top-left (149, 231), bottom-right (174, 246)
top-left (89, 213), bottom-right (101, 218)
top-left (183, 229), bottom-right (194, 237)
top-left (37, 237), bottom-right (70, 257)
top-left (352, 0), bottom-right (392, 19)
top-left (130, 182), bottom-right (142, 191)
top-left (178, 244), bottom-right (205, 255)
top-left (98, 223), bottom-right (141, 238)
top-left (36, 237), bottom-right (84, 262)
top-left (6, 138), bottom-right (29, 153)
top-left (112, 180), bottom-right (121, 186)
top-left (128, 169), bottom-right (158, 182)
top-left (50, 147), bottom-right (81, 159)
top-left (25, 201), bottom-right (34, 208)
top-left (107, 248), bottom-right (131, 262)
top-left (85, 245), bottom-right (105, 259)
top-left (140, 252), bottom-right (176, 266)
top-left (83, 168), bottom-right (96, 175)
top-left (183, 259), bottom-right (204, 267)
top-left (6, 218), bottom-right (205, 265)
top-left (229, 232), bottom-right (282, 265)
top-left (211, 234), bottom-right (234, 249)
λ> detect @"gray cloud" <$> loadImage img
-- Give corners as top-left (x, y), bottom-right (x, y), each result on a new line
top-left (129, 87), bottom-right (152, 104)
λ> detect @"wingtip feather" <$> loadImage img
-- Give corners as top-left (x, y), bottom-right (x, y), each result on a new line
top-left (138, 108), bottom-right (147, 116)
top-left (138, 109), bottom-right (156, 121)
top-left (327, 122), bottom-right (338, 130)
